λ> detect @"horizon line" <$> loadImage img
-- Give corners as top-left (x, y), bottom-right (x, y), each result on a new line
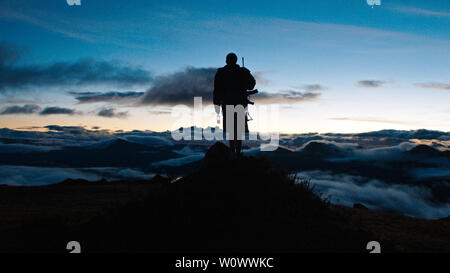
top-left (2, 125), bottom-right (449, 136)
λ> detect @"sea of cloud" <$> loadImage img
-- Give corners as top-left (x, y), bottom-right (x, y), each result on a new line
top-left (0, 165), bottom-right (156, 186)
top-left (0, 127), bottom-right (449, 219)
top-left (297, 170), bottom-right (450, 219)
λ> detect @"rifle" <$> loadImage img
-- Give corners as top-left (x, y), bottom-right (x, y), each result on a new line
top-left (245, 89), bottom-right (258, 106)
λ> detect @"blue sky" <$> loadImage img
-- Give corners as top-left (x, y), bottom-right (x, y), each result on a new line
top-left (0, 0), bottom-right (449, 133)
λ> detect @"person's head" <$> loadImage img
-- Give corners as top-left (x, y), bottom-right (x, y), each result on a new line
top-left (226, 53), bottom-right (238, 65)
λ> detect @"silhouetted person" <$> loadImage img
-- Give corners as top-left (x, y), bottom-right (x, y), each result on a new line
top-left (213, 53), bottom-right (256, 155)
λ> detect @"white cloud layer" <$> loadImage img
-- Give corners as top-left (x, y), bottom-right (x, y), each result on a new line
top-left (297, 170), bottom-right (450, 220)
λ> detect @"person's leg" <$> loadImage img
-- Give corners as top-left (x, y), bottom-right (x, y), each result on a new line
top-left (223, 106), bottom-right (235, 154)
top-left (233, 111), bottom-right (239, 155)
top-left (237, 114), bottom-right (247, 156)
top-left (236, 140), bottom-right (242, 156)
top-left (234, 107), bottom-right (246, 156)
top-left (229, 140), bottom-right (236, 154)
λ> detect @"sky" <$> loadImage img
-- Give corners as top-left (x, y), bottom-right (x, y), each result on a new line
top-left (0, 0), bottom-right (449, 134)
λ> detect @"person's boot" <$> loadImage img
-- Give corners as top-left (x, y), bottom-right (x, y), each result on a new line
top-left (229, 140), bottom-right (236, 157)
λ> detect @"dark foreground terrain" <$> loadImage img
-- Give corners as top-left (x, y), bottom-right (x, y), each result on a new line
top-left (0, 142), bottom-right (448, 253)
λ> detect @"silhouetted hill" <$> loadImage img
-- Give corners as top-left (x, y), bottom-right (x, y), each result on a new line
top-left (65, 143), bottom-right (372, 252)
top-left (301, 141), bottom-right (344, 157)
top-left (102, 138), bottom-right (149, 151)
top-left (0, 142), bottom-right (448, 253)
top-left (407, 144), bottom-right (441, 157)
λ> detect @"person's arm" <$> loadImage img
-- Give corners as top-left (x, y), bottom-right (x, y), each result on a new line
top-left (213, 69), bottom-right (224, 114)
top-left (242, 68), bottom-right (256, 90)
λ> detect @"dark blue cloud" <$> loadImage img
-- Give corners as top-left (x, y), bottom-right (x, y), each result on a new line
top-left (357, 129), bottom-right (450, 140)
top-left (0, 42), bottom-right (153, 91)
top-left (70, 91), bottom-right (144, 104)
top-left (356, 80), bottom-right (386, 88)
top-left (415, 82), bottom-right (450, 91)
top-left (141, 67), bottom-right (216, 105)
top-left (0, 104), bottom-right (40, 115)
top-left (140, 67), bottom-right (321, 105)
top-left (40, 107), bottom-right (76, 115)
top-left (97, 107), bottom-right (128, 118)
